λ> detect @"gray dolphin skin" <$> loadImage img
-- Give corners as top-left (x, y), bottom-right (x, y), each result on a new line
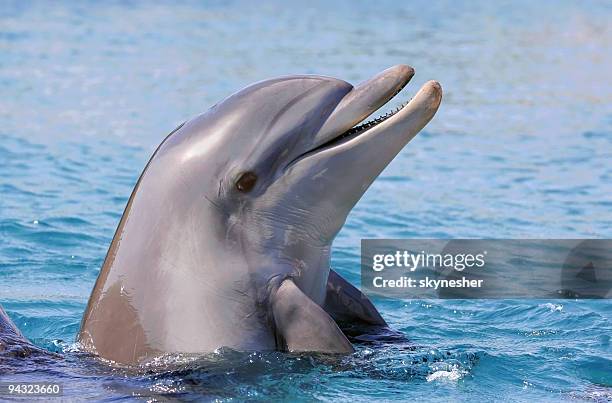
top-left (76, 65), bottom-right (442, 365)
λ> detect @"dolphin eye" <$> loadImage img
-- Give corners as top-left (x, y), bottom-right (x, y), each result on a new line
top-left (236, 172), bottom-right (258, 192)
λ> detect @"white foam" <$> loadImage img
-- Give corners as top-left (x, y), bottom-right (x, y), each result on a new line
top-left (426, 366), bottom-right (465, 382)
top-left (540, 303), bottom-right (563, 312)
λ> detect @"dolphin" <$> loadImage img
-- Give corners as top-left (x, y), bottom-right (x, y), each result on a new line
top-left (73, 65), bottom-right (442, 365)
top-left (0, 305), bottom-right (51, 358)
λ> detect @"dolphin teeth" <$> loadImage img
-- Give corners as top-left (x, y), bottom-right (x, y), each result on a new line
top-left (345, 99), bottom-right (407, 135)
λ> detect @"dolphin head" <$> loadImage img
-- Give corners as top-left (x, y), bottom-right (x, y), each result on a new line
top-left (154, 65), bottom-right (442, 301)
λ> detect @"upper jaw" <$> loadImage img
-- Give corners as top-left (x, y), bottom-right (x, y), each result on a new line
top-left (314, 65), bottom-right (415, 146)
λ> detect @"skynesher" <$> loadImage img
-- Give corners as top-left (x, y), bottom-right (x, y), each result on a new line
top-left (373, 276), bottom-right (484, 289)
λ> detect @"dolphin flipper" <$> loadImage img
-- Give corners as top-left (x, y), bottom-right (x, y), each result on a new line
top-left (323, 269), bottom-right (387, 327)
top-left (271, 279), bottom-right (354, 354)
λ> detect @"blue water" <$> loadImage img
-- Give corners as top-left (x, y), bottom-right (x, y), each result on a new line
top-left (1, 0), bottom-right (611, 401)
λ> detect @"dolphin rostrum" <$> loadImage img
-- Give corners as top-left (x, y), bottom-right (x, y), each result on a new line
top-left (74, 65), bottom-right (442, 365)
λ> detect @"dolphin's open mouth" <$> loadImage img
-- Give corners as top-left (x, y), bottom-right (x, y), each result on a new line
top-left (286, 65), bottom-right (441, 170)
top-left (294, 93), bottom-right (411, 164)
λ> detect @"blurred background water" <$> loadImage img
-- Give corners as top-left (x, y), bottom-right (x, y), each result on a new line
top-left (0, 0), bottom-right (611, 401)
